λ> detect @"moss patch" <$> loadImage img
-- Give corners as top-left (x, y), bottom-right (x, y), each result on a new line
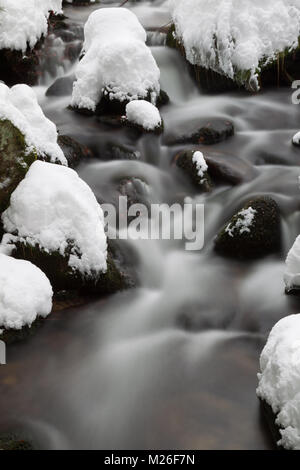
top-left (0, 119), bottom-right (37, 212)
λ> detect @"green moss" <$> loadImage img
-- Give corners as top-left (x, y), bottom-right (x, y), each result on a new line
top-left (0, 119), bottom-right (37, 212)
top-left (0, 434), bottom-right (34, 451)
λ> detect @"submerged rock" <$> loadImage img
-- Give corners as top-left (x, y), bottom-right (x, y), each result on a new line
top-left (168, 119), bottom-right (234, 146)
top-left (214, 197), bottom-right (281, 259)
top-left (174, 150), bottom-right (212, 192)
top-left (58, 134), bottom-right (93, 168)
top-left (0, 120), bottom-right (36, 212)
top-left (46, 74), bottom-right (75, 97)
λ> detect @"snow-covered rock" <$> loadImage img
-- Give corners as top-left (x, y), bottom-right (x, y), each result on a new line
top-left (1, 160), bottom-right (108, 282)
top-left (257, 313), bottom-right (300, 449)
top-left (293, 131), bottom-right (300, 147)
top-left (174, 149), bottom-right (212, 191)
top-left (0, 83), bottom-right (66, 165)
top-left (125, 100), bottom-right (162, 132)
top-left (192, 151), bottom-right (208, 184)
top-left (169, 0), bottom-right (300, 91)
top-left (0, 254), bottom-right (52, 330)
top-left (71, 8), bottom-right (160, 113)
top-left (0, 0), bottom-right (62, 52)
top-left (284, 235), bottom-right (300, 292)
top-left (214, 197), bottom-right (281, 259)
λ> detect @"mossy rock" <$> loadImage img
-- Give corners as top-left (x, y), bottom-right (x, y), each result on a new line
top-left (214, 197), bottom-right (281, 259)
top-left (0, 434), bottom-right (34, 451)
top-left (0, 318), bottom-right (45, 346)
top-left (10, 241), bottom-right (125, 295)
top-left (0, 120), bottom-right (37, 212)
top-left (174, 150), bottom-right (212, 192)
top-left (167, 23), bottom-right (300, 92)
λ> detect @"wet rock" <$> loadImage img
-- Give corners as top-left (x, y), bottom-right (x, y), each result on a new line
top-left (168, 119), bottom-right (234, 146)
top-left (0, 120), bottom-right (36, 212)
top-left (214, 197), bottom-right (281, 259)
top-left (174, 150), bottom-right (212, 192)
top-left (0, 47), bottom-right (41, 87)
top-left (46, 74), bottom-right (75, 97)
top-left (58, 134), bottom-right (93, 168)
top-left (102, 143), bottom-right (140, 161)
top-left (0, 318), bottom-right (45, 346)
top-left (10, 242), bottom-right (126, 295)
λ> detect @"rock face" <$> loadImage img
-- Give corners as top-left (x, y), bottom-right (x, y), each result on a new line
top-left (214, 197), bottom-right (281, 259)
top-left (57, 134), bottom-right (93, 168)
top-left (0, 120), bottom-right (36, 212)
top-left (174, 150), bottom-right (212, 192)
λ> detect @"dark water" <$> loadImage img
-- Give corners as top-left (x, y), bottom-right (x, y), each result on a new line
top-left (1, 0), bottom-right (300, 449)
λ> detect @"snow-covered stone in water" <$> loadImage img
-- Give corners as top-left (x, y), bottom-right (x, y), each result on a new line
top-left (192, 151), bottom-right (208, 183)
top-left (0, 0), bottom-right (62, 52)
top-left (125, 100), bottom-right (162, 132)
top-left (174, 149), bottom-right (212, 192)
top-left (71, 8), bottom-right (160, 113)
top-left (292, 131), bottom-right (300, 147)
top-left (0, 83), bottom-right (67, 165)
top-left (214, 197), bottom-right (281, 259)
top-left (257, 313), bottom-right (300, 449)
top-left (0, 254), bottom-right (52, 330)
top-left (225, 207), bottom-right (256, 238)
top-left (169, 0), bottom-right (300, 91)
top-left (284, 235), bottom-right (300, 292)
top-left (1, 161), bottom-right (108, 284)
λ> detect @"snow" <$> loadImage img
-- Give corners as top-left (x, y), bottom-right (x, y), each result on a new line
top-left (284, 235), bottom-right (300, 290)
top-left (192, 151), bottom-right (208, 183)
top-left (0, 0), bottom-right (62, 52)
top-left (0, 253), bottom-right (52, 330)
top-left (225, 207), bottom-right (256, 238)
top-left (169, 0), bottom-right (300, 90)
top-left (71, 8), bottom-right (160, 112)
top-left (1, 161), bottom-right (108, 278)
top-left (0, 83), bottom-right (67, 165)
top-left (125, 100), bottom-right (162, 131)
top-left (293, 131), bottom-right (300, 145)
top-left (257, 313), bottom-right (300, 449)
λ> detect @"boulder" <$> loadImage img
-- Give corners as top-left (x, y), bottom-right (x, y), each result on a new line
top-left (174, 150), bottom-right (212, 192)
top-left (214, 197), bottom-right (281, 259)
top-left (0, 120), bottom-right (36, 212)
top-left (57, 134), bottom-right (93, 168)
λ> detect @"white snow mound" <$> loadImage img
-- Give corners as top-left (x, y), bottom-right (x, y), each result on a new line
top-left (0, 83), bottom-right (66, 165)
top-left (169, 0), bottom-right (300, 90)
top-left (284, 234), bottom-right (300, 290)
top-left (257, 313), bottom-right (300, 449)
top-left (0, 254), bottom-right (53, 330)
top-left (293, 131), bottom-right (300, 145)
top-left (192, 151), bottom-right (208, 182)
top-left (0, 0), bottom-right (62, 52)
top-left (1, 161), bottom-right (108, 277)
top-left (125, 100), bottom-right (162, 131)
top-left (71, 8), bottom-right (160, 112)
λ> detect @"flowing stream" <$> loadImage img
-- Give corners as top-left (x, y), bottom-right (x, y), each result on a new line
top-left (1, 0), bottom-right (300, 449)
